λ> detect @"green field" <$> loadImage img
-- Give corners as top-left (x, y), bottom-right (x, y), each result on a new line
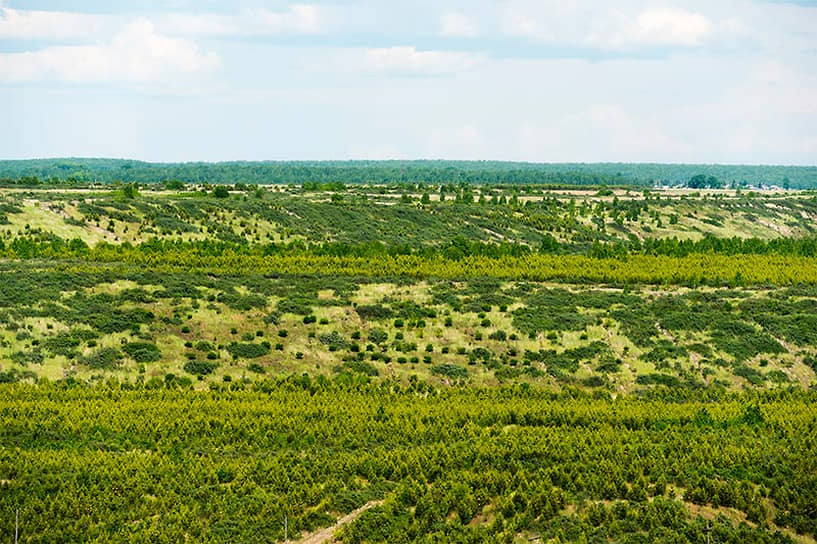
top-left (1, 264), bottom-right (816, 392)
top-left (1, 181), bottom-right (816, 543)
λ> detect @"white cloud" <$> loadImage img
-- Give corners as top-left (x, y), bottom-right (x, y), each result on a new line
top-left (626, 7), bottom-right (712, 46)
top-left (0, 7), bottom-right (111, 39)
top-left (158, 4), bottom-right (325, 36)
top-left (0, 4), bottom-right (325, 42)
top-left (159, 13), bottom-right (238, 36)
top-left (0, 18), bottom-right (219, 83)
top-left (362, 46), bottom-right (482, 75)
top-left (253, 4), bottom-right (322, 34)
top-left (440, 13), bottom-right (478, 38)
top-left (500, 2), bottom-right (717, 49)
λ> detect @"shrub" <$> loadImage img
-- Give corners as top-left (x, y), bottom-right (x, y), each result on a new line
top-left (184, 360), bottom-right (217, 375)
top-left (227, 342), bottom-right (270, 359)
top-left (355, 304), bottom-right (393, 320)
top-left (265, 312), bottom-right (281, 325)
top-left (122, 342), bottom-right (161, 363)
top-left (195, 341), bottom-right (214, 352)
top-left (80, 348), bottom-right (123, 370)
top-left (635, 373), bottom-right (681, 387)
top-left (368, 329), bottom-right (388, 344)
top-left (582, 376), bottom-right (606, 387)
top-left (733, 364), bottom-right (766, 385)
top-left (42, 334), bottom-right (80, 357)
top-left (641, 340), bottom-right (688, 363)
top-left (431, 363), bottom-right (469, 380)
top-left (277, 298), bottom-right (313, 316)
top-left (319, 331), bottom-right (348, 349)
top-left (90, 309), bottom-right (154, 334)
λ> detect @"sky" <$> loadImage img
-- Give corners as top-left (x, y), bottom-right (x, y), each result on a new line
top-left (0, 1), bottom-right (815, 164)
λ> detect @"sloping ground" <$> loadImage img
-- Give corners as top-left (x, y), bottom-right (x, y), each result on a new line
top-left (683, 501), bottom-right (815, 544)
top-left (294, 501), bottom-right (383, 544)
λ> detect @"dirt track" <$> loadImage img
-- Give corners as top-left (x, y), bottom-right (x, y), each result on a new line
top-left (293, 500), bottom-right (382, 544)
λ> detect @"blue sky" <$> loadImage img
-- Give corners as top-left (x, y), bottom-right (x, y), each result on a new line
top-left (1, 1), bottom-right (815, 164)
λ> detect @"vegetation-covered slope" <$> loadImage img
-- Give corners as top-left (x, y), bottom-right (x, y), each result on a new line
top-left (1, 384), bottom-right (815, 543)
top-left (2, 181), bottom-right (817, 543)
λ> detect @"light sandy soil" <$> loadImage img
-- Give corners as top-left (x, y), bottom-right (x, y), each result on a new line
top-left (293, 500), bottom-right (382, 544)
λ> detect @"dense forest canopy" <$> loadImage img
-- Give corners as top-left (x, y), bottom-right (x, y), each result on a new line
top-left (1, 158), bottom-right (816, 188)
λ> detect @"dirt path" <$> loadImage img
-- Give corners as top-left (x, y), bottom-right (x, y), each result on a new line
top-left (293, 500), bottom-right (382, 544)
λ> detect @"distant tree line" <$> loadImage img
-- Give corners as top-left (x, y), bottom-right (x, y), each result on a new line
top-left (1, 159), bottom-right (814, 188)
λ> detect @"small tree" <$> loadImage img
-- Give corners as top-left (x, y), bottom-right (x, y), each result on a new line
top-left (122, 183), bottom-right (139, 199)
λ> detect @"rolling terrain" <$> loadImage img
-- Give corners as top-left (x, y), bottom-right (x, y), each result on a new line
top-left (1, 180), bottom-right (816, 543)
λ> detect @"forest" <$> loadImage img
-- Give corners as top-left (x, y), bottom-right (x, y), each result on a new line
top-left (1, 384), bottom-right (815, 543)
top-left (1, 159), bottom-right (816, 188)
top-left (1, 181), bottom-right (816, 542)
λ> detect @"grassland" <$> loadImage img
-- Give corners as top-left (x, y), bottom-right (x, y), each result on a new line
top-left (2, 185), bottom-right (816, 250)
top-left (2, 182), bottom-right (817, 543)
top-left (1, 185), bottom-right (816, 392)
top-left (1, 264), bottom-right (815, 392)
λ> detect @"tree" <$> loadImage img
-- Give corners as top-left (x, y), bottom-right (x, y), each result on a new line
top-left (213, 185), bottom-right (230, 198)
top-left (122, 183), bottom-right (139, 199)
top-left (688, 174), bottom-right (722, 189)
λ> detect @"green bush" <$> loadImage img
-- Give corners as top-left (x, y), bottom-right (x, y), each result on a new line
top-left (227, 342), bottom-right (270, 359)
top-left (635, 373), bottom-right (681, 387)
top-left (431, 363), bottom-right (469, 380)
top-left (368, 329), bottom-right (388, 344)
top-left (122, 342), bottom-right (161, 363)
top-left (195, 341), bottom-right (214, 352)
top-left (355, 304), bottom-right (393, 320)
top-left (184, 360), bottom-right (217, 375)
top-left (80, 348), bottom-right (123, 370)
